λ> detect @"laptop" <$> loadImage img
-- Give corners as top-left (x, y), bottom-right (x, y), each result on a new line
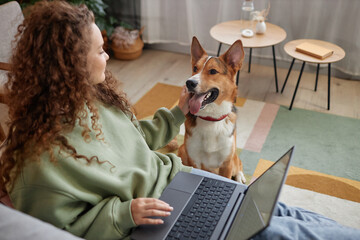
top-left (131, 146), bottom-right (294, 240)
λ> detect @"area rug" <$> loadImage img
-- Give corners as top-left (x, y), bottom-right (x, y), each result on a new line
top-left (134, 82), bottom-right (360, 229)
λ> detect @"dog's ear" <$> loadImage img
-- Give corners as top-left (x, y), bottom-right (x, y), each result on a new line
top-left (220, 40), bottom-right (245, 73)
top-left (191, 36), bottom-right (207, 65)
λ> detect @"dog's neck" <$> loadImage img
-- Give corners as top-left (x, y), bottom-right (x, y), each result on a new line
top-left (198, 114), bottom-right (228, 122)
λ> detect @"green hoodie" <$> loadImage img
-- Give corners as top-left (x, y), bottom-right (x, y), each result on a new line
top-left (10, 103), bottom-right (192, 239)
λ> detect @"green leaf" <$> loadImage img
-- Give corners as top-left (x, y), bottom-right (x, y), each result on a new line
top-left (95, 18), bottom-right (106, 31)
top-left (109, 16), bottom-right (118, 25)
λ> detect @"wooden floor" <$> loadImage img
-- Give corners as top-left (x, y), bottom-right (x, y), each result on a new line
top-left (107, 48), bottom-right (360, 119)
top-left (1, 48), bottom-right (359, 135)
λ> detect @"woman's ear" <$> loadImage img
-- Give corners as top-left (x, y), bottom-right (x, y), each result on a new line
top-left (220, 40), bottom-right (245, 72)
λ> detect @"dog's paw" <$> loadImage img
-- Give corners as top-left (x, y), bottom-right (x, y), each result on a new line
top-left (165, 138), bottom-right (179, 151)
top-left (235, 171), bottom-right (246, 184)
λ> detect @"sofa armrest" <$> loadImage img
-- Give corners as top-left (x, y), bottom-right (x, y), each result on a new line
top-left (0, 204), bottom-right (84, 240)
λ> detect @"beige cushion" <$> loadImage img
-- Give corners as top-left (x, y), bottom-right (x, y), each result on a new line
top-left (0, 1), bottom-right (24, 93)
top-left (0, 1), bottom-right (23, 63)
top-left (0, 71), bottom-right (6, 93)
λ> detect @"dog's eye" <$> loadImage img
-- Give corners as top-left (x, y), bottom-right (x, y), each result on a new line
top-left (209, 69), bottom-right (218, 75)
top-left (193, 66), bottom-right (198, 72)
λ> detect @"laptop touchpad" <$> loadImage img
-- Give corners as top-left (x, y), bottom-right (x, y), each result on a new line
top-left (131, 188), bottom-right (191, 239)
top-left (166, 171), bottom-right (203, 193)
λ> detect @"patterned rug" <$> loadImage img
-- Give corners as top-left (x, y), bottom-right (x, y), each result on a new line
top-left (134, 82), bottom-right (360, 229)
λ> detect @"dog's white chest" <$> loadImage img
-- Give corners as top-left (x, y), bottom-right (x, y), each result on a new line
top-left (186, 119), bottom-right (234, 169)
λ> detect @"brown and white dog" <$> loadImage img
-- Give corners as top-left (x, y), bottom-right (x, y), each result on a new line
top-left (178, 37), bottom-right (246, 183)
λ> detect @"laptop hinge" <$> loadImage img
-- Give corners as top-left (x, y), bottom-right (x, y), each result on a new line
top-left (218, 186), bottom-right (245, 240)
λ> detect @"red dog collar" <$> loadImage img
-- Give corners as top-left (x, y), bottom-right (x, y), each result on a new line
top-left (198, 114), bottom-right (228, 121)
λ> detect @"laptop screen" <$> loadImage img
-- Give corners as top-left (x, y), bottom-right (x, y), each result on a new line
top-left (225, 147), bottom-right (294, 240)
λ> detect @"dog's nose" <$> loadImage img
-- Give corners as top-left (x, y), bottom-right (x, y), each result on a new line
top-left (186, 79), bottom-right (198, 91)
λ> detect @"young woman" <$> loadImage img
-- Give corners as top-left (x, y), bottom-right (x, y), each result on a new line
top-left (0, 1), bottom-right (359, 240)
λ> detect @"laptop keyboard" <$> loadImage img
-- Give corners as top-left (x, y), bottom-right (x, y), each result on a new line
top-left (166, 177), bottom-right (237, 240)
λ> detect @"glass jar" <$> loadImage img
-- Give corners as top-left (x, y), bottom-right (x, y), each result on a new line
top-left (241, 0), bottom-right (255, 37)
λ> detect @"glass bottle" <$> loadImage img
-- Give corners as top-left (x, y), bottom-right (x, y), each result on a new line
top-left (241, 0), bottom-right (255, 37)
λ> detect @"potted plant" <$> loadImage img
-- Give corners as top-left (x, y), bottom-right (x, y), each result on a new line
top-left (4, 0), bottom-right (118, 51)
top-left (251, 2), bottom-right (270, 35)
top-left (110, 26), bottom-right (144, 60)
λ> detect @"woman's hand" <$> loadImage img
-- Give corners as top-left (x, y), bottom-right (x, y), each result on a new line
top-left (131, 198), bottom-right (173, 225)
top-left (178, 85), bottom-right (190, 115)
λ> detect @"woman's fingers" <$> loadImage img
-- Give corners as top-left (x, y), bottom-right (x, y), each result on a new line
top-left (136, 209), bottom-right (172, 225)
top-left (178, 85), bottom-right (190, 115)
top-left (144, 199), bottom-right (173, 211)
top-left (137, 217), bottom-right (164, 225)
top-left (145, 209), bottom-right (172, 217)
top-left (131, 198), bottom-right (174, 225)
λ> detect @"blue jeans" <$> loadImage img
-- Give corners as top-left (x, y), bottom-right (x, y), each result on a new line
top-left (191, 168), bottom-right (360, 240)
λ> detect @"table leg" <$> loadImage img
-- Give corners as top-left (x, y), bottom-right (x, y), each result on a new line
top-left (281, 58), bottom-right (295, 94)
top-left (328, 63), bottom-right (331, 110)
top-left (272, 45), bottom-right (279, 92)
top-left (248, 48), bottom-right (252, 73)
top-left (236, 70), bottom-right (240, 86)
top-left (217, 43), bottom-right (222, 57)
top-left (315, 64), bottom-right (320, 91)
top-left (289, 61), bottom-right (306, 110)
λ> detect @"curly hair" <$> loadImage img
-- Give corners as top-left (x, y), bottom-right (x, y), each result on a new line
top-left (0, 1), bottom-right (133, 195)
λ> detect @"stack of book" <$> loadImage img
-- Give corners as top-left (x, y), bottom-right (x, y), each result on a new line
top-left (295, 42), bottom-right (334, 60)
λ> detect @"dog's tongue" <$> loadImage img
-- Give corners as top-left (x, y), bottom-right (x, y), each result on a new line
top-left (189, 93), bottom-right (206, 115)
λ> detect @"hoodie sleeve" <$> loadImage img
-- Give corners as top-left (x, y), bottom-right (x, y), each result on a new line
top-left (139, 106), bottom-right (185, 150)
top-left (11, 187), bottom-right (136, 240)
